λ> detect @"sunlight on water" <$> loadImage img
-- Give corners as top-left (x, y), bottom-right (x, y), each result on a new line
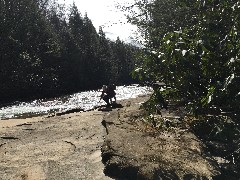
top-left (0, 85), bottom-right (151, 119)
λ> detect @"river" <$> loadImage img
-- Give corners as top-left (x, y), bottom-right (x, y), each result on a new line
top-left (0, 85), bottom-right (151, 120)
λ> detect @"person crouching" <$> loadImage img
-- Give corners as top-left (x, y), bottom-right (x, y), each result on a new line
top-left (100, 85), bottom-right (116, 107)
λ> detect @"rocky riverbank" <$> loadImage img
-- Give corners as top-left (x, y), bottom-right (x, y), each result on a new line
top-left (101, 95), bottom-right (221, 179)
top-left (0, 94), bottom-right (237, 179)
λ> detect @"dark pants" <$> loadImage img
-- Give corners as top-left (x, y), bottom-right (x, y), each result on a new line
top-left (103, 95), bottom-right (111, 106)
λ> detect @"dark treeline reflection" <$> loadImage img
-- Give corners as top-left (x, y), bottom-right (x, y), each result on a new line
top-left (0, 0), bottom-right (140, 103)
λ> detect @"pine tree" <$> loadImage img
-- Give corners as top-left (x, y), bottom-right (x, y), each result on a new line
top-left (97, 26), bottom-right (115, 85)
top-left (0, 0), bottom-right (61, 101)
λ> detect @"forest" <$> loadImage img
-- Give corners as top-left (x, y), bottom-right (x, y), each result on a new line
top-left (0, 0), bottom-right (140, 103)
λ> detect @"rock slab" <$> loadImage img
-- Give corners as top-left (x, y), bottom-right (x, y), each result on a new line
top-left (101, 95), bottom-right (221, 179)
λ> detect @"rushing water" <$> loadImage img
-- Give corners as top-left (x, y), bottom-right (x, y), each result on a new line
top-left (0, 85), bottom-right (151, 120)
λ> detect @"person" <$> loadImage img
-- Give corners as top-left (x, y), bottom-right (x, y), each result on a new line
top-left (107, 84), bottom-right (116, 103)
top-left (100, 84), bottom-right (116, 107)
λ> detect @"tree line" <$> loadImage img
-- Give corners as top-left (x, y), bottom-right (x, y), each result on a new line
top-left (0, 0), bottom-right (140, 103)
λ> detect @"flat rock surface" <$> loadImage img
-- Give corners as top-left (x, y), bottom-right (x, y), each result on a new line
top-left (0, 109), bottom-right (112, 179)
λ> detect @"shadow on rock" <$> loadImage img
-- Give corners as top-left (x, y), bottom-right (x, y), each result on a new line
top-left (111, 103), bottom-right (123, 109)
top-left (190, 115), bottom-right (240, 179)
top-left (98, 103), bottom-right (123, 112)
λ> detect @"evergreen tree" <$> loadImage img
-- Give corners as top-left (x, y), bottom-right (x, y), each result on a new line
top-left (81, 13), bottom-right (100, 88)
top-left (97, 26), bottom-right (115, 85)
top-left (66, 2), bottom-right (86, 90)
top-left (0, 0), bottom-right (61, 101)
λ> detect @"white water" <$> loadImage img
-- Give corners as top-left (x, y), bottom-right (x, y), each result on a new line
top-left (0, 85), bottom-right (151, 119)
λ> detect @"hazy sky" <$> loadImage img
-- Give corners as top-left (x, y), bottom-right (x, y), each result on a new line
top-left (57, 0), bottom-right (138, 42)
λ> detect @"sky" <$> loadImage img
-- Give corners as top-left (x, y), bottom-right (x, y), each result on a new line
top-left (57, 0), bottom-right (139, 43)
